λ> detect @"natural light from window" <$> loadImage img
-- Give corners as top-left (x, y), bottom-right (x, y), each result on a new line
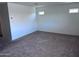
top-left (38, 11), bottom-right (45, 15)
top-left (69, 8), bottom-right (79, 13)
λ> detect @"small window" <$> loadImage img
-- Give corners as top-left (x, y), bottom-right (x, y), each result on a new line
top-left (38, 11), bottom-right (45, 15)
top-left (69, 8), bottom-right (79, 13)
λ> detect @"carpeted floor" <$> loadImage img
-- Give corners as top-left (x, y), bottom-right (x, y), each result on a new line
top-left (0, 31), bottom-right (79, 57)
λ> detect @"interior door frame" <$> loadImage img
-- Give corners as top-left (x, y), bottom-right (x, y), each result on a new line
top-left (0, 2), bottom-right (12, 45)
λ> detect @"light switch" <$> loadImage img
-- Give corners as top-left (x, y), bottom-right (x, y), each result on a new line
top-left (11, 16), bottom-right (13, 19)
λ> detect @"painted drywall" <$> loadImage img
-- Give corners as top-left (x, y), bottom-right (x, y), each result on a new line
top-left (8, 3), bottom-right (37, 40)
top-left (36, 3), bottom-right (79, 36)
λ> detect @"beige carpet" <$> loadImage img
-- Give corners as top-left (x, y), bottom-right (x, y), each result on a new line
top-left (0, 31), bottom-right (79, 57)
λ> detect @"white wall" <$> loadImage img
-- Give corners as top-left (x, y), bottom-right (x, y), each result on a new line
top-left (36, 3), bottom-right (79, 36)
top-left (8, 3), bottom-right (37, 40)
top-left (8, 3), bottom-right (79, 40)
